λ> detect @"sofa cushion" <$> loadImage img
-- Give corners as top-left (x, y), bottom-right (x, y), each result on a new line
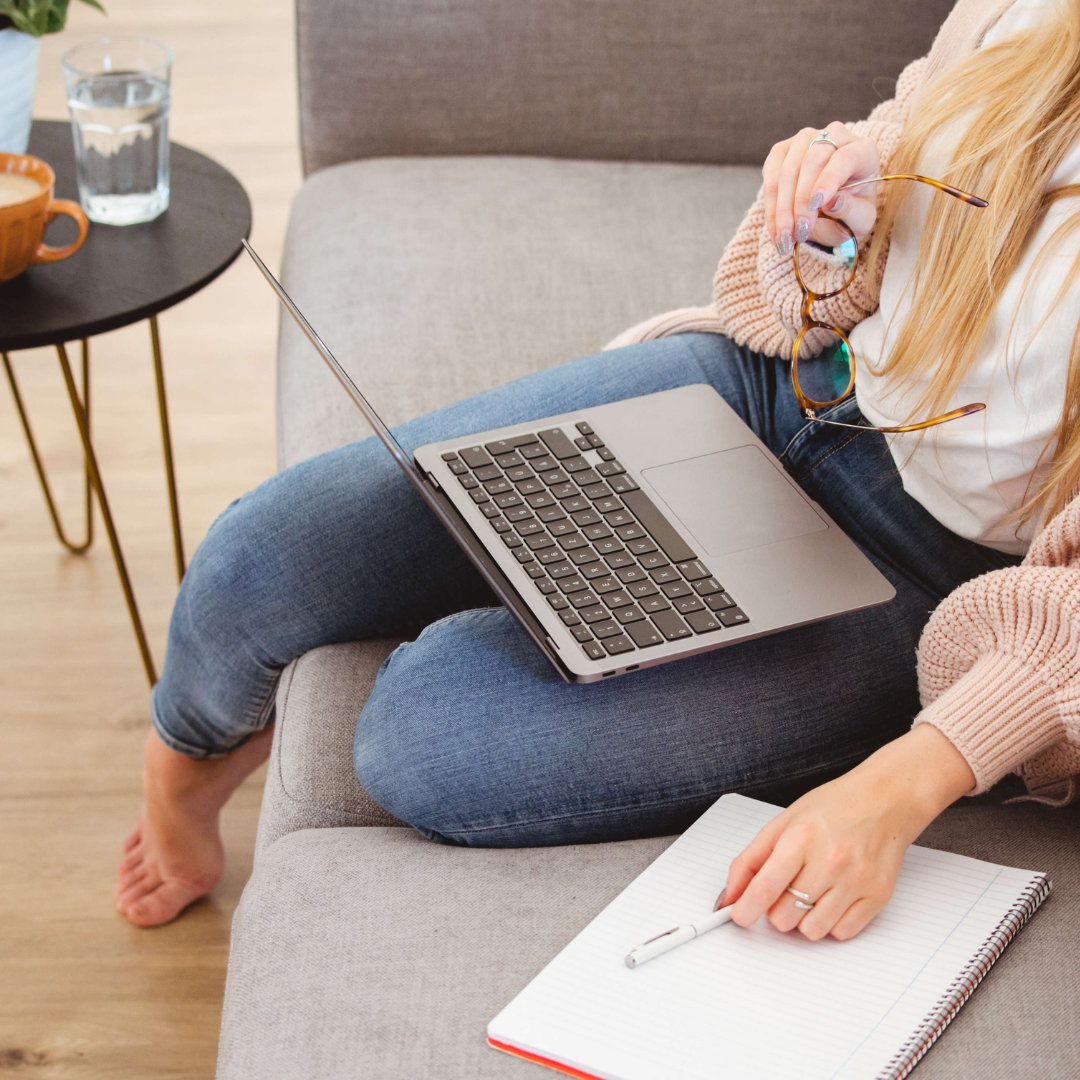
top-left (295, 0), bottom-right (956, 173)
top-left (220, 801), bottom-right (1080, 1080)
top-left (255, 642), bottom-right (406, 857)
top-left (276, 156), bottom-right (761, 469)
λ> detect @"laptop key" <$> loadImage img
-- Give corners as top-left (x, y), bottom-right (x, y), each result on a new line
top-left (661, 580), bottom-right (693, 598)
top-left (575, 421), bottom-right (594, 435)
top-left (525, 534), bottom-right (556, 550)
top-left (516, 478), bottom-right (545, 496)
top-left (583, 524), bottom-right (613, 541)
top-left (650, 565), bottom-right (679, 584)
top-left (676, 559), bottom-right (712, 582)
top-left (693, 577), bottom-right (724, 596)
top-left (535, 579), bottom-right (557, 594)
top-left (505, 465), bottom-right (533, 483)
top-left (705, 591), bottom-right (737, 611)
top-left (483, 439), bottom-right (521, 456)
top-left (494, 452), bottom-right (524, 469)
top-left (530, 455), bottom-right (558, 473)
top-left (596, 460), bottom-right (626, 477)
top-left (506, 507), bottom-right (534, 523)
top-left (607, 474), bottom-right (639, 494)
top-left (441, 451), bottom-right (461, 461)
top-left (514, 520), bottom-right (543, 536)
top-left (592, 575), bottom-right (621, 593)
top-left (582, 640), bottom-right (606, 660)
top-left (627, 581), bottom-right (660, 600)
top-left (570, 591), bottom-right (601, 609)
top-left (560, 611), bottom-right (582, 626)
top-left (557, 576), bottom-right (588, 594)
top-left (614, 605), bottom-right (646, 624)
top-left (470, 489), bottom-right (491, 504)
top-left (615, 565), bottom-right (646, 583)
top-left (548, 595), bottom-right (570, 611)
top-left (603, 590), bottom-right (634, 609)
top-left (615, 523), bottom-right (646, 541)
top-left (526, 490), bottom-right (556, 508)
top-left (626, 620), bottom-right (664, 648)
top-left (605, 551), bottom-right (634, 568)
top-left (574, 469), bottom-right (602, 487)
top-left (514, 548), bottom-right (535, 564)
top-left (685, 609), bottom-right (722, 633)
top-left (538, 548), bottom-right (567, 564)
top-left (569, 547), bottom-right (601, 565)
top-left (495, 491), bottom-right (523, 508)
top-left (579, 606), bottom-right (610, 624)
top-left (547, 561), bottom-right (577, 578)
top-left (651, 609), bottom-right (693, 640)
top-left (520, 442), bottom-right (549, 460)
top-left (525, 563), bottom-right (547, 579)
top-left (582, 482), bottom-right (613, 499)
top-left (563, 457), bottom-right (591, 473)
top-left (602, 634), bottom-right (635, 656)
top-left (596, 447), bottom-right (616, 462)
top-left (639, 552), bottom-right (669, 570)
top-left (558, 534), bottom-right (589, 551)
top-left (627, 538), bottom-right (658, 556)
top-left (459, 446), bottom-right (493, 469)
top-left (459, 475), bottom-right (479, 490)
top-left (538, 427), bottom-right (580, 460)
top-left (571, 508), bottom-right (601, 526)
top-left (591, 620), bottom-right (622, 638)
top-left (537, 505), bottom-right (567, 523)
top-left (447, 459), bottom-right (469, 475)
top-left (502, 534), bottom-right (524, 548)
top-left (489, 517), bottom-right (511, 533)
top-left (484, 478), bottom-right (512, 495)
top-left (574, 436), bottom-right (593, 451)
top-left (550, 482), bottom-right (578, 499)
top-left (570, 624), bottom-right (594, 642)
top-left (719, 607), bottom-right (749, 627)
top-left (594, 538), bottom-right (623, 556)
top-left (581, 561), bottom-right (610, 580)
top-left (640, 594), bottom-right (671, 613)
top-left (604, 509), bottom-right (634, 527)
top-left (548, 519), bottom-right (576, 537)
top-left (480, 502), bottom-right (502, 519)
top-left (561, 495), bottom-right (590, 513)
top-left (474, 465), bottom-right (502, 482)
top-left (674, 595), bottom-right (706, 614)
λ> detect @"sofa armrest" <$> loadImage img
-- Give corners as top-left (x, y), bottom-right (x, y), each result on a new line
top-left (296, 0), bottom-right (955, 175)
top-left (254, 641), bottom-right (407, 859)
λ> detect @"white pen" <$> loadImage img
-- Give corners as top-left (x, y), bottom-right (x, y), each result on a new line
top-left (624, 906), bottom-right (734, 968)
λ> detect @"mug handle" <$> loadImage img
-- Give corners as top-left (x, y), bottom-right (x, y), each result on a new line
top-left (31, 199), bottom-right (90, 264)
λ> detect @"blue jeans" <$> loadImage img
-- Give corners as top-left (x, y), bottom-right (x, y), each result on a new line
top-left (151, 334), bottom-right (1016, 845)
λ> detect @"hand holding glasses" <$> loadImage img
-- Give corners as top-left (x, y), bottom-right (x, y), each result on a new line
top-left (791, 173), bottom-right (989, 433)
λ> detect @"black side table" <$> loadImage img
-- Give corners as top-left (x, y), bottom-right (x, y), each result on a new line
top-left (1, 119), bottom-right (252, 686)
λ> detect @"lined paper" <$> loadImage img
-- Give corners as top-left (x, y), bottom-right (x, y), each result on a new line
top-left (488, 794), bottom-right (1047, 1080)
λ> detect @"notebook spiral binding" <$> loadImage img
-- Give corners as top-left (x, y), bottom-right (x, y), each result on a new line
top-left (878, 874), bottom-right (1052, 1080)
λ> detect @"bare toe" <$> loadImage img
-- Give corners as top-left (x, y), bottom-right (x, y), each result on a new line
top-left (124, 878), bottom-right (208, 927)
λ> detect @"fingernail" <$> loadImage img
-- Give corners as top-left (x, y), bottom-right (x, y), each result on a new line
top-left (808, 191), bottom-right (824, 212)
top-left (714, 887), bottom-right (728, 911)
top-left (826, 193), bottom-right (844, 212)
top-left (794, 217), bottom-right (811, 243)
top-left (776, 230), bottom-right (794, 256)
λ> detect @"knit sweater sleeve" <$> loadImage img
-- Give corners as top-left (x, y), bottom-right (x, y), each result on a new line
top-left (914, 496), bottom-right (1080, 800)
top-left (709, 54), bottom-right (931, 358)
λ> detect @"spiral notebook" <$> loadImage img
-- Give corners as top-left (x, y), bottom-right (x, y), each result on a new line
top-left (488, 793), bottom-right (1050, 1080)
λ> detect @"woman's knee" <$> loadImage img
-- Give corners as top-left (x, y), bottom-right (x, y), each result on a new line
top-left (351, 608), bottom-right (554, 841)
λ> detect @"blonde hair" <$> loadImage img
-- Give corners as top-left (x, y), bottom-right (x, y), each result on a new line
top-left (866, 0), bottom-right (1080, 527)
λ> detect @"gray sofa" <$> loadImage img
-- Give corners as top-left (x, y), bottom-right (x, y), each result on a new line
top-left (216, 2), bottom-right (1080, 1076)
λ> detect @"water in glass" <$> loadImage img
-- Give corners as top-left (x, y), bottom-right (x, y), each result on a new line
top-left (68, 72), bottom-right (170, 225)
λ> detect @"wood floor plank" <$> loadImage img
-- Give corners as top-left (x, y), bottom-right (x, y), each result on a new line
top-left (2, 0), bottom-right (298, 1074)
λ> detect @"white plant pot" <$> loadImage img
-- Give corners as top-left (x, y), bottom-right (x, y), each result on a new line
top-left (0, 28), bottom-right (41, 155)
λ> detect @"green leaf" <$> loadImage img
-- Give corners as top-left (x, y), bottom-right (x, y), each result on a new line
top-left (0, 0), bottom-right (105, 37)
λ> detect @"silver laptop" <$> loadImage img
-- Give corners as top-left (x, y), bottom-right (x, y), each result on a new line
top-left (244, 241), bottom-right (894, 683)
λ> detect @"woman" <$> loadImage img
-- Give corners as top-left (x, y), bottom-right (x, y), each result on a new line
top-left (115, 0), bottom-right (1080, 936)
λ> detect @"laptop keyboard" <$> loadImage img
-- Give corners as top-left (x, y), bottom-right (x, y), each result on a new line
top-left (441, 421), bottom-right (748, 663)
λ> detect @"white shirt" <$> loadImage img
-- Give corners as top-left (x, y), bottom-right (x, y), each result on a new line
top-left (852, 0), bottom-right (1076, 553)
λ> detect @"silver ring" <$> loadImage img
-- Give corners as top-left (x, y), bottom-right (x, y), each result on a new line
top-left (809, 131), bottom-right (839, 150)
top-left (786, 886), bottom-right (814, 910)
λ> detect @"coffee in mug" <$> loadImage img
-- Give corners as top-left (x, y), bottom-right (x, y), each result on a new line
top-left (0, 153), bottom-right (89, 282)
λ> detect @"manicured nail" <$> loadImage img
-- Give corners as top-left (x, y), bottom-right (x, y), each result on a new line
top-left (714, 887), bottom-right (728, 911)
top-left (826, 193), bottom-right (844, 212)
top-left (794, 217), bottom-right (811, 243)
top-left (776, 230), bottom-right (794, 256)
top-left (808, 191), bottom-right (824, 212)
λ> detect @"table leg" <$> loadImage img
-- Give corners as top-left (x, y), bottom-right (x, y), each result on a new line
top-left (3, 344), bottom-right (94, 553)
top-left (55, 341), bottom-right (158, 687)
top-left (149, 316), bottom-right (186, 583)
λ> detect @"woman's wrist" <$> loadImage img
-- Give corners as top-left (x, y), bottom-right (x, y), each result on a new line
top-left (860, 725), bottom-right (976, 824)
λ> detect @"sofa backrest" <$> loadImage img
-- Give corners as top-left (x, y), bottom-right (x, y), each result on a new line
top-left (296, 0), bottom-right (956, 176)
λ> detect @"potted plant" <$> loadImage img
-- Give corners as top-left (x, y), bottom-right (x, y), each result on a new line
top-left (0, 0), bottom-right (105, 154)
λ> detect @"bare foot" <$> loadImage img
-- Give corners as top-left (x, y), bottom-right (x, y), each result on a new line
top-left (114, 727), bottom-right (274, 927)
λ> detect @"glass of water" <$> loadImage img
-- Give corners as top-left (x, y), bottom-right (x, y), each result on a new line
top-left (62, 38), bottom-right (172, 226)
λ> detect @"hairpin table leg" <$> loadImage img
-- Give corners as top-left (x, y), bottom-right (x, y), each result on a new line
top-left (55, 341), bottom-right (158, 687)
top-left (3, 343), bottom-right (94, 554)
top-left (149, 316), bottom-right (186, 584)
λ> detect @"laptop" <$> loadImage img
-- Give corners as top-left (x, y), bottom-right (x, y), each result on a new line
top-left (243, 240), bottom-right (894, 683)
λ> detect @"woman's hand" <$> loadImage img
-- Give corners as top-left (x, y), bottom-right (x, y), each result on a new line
top-left (762, 121), bottom-right (882, 254)
top-left (720, 725), bottom-right (976, 941)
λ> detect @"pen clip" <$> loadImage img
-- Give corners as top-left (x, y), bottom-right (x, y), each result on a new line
top-left (638, 926), bottom-right (682, 947)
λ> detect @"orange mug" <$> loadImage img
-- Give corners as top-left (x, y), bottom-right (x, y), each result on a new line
top-left (0, 153), bottom-right (89, 282)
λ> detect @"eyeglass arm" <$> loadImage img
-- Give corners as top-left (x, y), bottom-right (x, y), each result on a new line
top-left (839, 174), bottom-right (988, 207)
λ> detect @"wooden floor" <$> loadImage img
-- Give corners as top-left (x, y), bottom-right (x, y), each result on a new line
top-left (1, 2), bottom-right (298, 1074)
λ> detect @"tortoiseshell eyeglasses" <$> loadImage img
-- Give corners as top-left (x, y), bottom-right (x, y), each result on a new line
top-left (791, 173), bottom-right (989, 433)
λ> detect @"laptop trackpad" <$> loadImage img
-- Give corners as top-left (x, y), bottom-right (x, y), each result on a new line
top-left (642, 445), bottom-right (827, 557)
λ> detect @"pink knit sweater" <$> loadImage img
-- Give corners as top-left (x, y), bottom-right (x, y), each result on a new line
top-left (608, 0), bottom-right (1080, 803)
